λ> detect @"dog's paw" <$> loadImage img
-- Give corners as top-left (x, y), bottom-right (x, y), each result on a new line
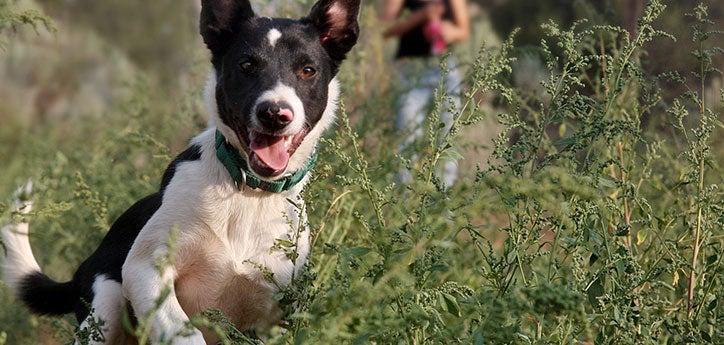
top-left (10, 181), bottom-right (33, 214)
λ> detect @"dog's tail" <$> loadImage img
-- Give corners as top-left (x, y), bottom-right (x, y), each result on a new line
top-left (1, 182), bottom-right (78, 315)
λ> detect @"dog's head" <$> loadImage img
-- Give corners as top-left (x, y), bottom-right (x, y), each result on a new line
top-left (201, 0), bottom-right (360, 178)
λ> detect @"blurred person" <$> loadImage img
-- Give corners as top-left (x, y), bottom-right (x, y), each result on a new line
top-left (382, 0), bottom-right (470, 188)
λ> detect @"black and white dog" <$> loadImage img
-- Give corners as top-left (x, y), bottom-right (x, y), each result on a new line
top-left (1, 0), bottom-right (360, 343)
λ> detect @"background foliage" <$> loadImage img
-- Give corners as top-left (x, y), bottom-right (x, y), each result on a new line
top-left (1, 0), bottom-right (722, 344)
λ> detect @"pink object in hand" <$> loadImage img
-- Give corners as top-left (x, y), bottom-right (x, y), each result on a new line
top-left (423, 20), bottom-right (447, 55)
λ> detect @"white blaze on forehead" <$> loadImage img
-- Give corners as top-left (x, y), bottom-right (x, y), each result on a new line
top-left (267, 28), bottom-right (282, 47)
top-left (252, 81), bottom-right (306, 135)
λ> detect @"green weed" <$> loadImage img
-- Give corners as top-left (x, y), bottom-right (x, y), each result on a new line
top-left (1, 0), bottom-right (722, 344)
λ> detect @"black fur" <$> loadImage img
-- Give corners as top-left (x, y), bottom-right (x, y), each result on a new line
top-left (305, 0), bottom-right (361, 62)
top-left (19, 272), bottom-right (78, 316)
top-left (18, 149), bottom-right (199, 322)
top-left (200, 0), bottom-right (255, 60)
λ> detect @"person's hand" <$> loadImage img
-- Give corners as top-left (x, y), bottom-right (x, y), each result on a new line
top-left (440, 20), bottom-right (459, 43)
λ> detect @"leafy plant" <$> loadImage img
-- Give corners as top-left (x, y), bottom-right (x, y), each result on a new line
top-left (0, 0), bottom-right (54, 50)
top-left (1, 0), bottom-right (722, 344)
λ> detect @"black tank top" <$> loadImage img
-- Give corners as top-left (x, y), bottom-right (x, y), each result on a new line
top-left (396, 0), bottom-right (454, 58)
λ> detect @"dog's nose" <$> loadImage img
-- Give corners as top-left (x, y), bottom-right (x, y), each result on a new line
top-left (257, 102), bottom-right (294, 130)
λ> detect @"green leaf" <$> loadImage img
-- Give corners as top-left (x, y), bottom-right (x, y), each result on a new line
top-left (707, 299), bottom-right (717, 312)
top-left (554, 135), bottom-right (578, 148)
top-left (701, 330), bottom-right (712, 343)
top-left (587, 276), bottom-right (605, 309)
top-left (706, 254), bottom-right (718, 266)
top-left (275, 239), bottom-right (295, 248)
top-left (589, 253), bottom-right (599, 266)
top-left (598, 177), bottom-right (617, 188)
top-left (636, 230), bottom-right (648, 245)
top-left (440, 292), bottom-right (461, 317)
top-left (294, 328), bottom-right (308, 345)
top-left (472, 329), bottom-right (485, 345)
top-left (348, 247), bottom-right (371, 256)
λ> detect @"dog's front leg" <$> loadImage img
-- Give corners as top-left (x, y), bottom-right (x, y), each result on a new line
top-left (123, 246), bottom-right (205, 344)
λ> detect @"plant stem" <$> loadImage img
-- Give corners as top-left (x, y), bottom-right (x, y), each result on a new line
top-left (687, 158), bottom-right (705, 315)
top-left (617, 142), bottom-right (633, 252)
top-left (687, 36), bottom-right (707, 316)
top-left (341, 106), bottom-right (386, 229)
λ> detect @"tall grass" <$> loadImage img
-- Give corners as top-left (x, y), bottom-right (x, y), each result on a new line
top-left (1, 0), bottom-right (722, 344)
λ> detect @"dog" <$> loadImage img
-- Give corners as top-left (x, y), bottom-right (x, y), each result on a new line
top-left (1, 0), bottom-right (360, 343)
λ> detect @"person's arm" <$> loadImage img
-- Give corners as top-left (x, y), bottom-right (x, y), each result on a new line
top-left (381, 0), bottom-right (405, 22)
top-left (382, 0), bottom-right (443, 39)
top-left (440, 0), bottom-right (470, 43)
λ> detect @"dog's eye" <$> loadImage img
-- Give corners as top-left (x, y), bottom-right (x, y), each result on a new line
top-left (299, 66), bottom-right (317, 79)
top-left (240, 59), bottom-right (255, 72)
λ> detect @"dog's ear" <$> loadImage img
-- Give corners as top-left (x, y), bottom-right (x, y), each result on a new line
top-left (200, 0), bottom-right (255, 54)
top-left (306, 0), bottom-right (361, 61)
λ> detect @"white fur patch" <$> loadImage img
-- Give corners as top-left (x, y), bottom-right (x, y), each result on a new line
top-left (1, 182), bottom-right (39, 295)
top-left (123, 245), bottom-right (205, 343)
top-left (203, 71), bottom-right (219, 129)
top-left (76, 275), bottom-right (124, 345)
top-left (251, 82), bottom-right (307, 137)
top-left (267, 28), bottom-right (282, 47)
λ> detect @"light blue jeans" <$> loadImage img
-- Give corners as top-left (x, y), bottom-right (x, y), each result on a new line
top-left (395, 57), bottom-right (463, 188)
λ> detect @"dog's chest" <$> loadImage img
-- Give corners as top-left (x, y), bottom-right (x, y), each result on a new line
top-left (174, 189), bottom-right (310, 332)
top-left (218, 192), bottom-right (308, 279)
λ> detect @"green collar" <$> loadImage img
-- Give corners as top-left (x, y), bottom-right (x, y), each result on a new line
top-left (215, 130), bottom-right (317, 193)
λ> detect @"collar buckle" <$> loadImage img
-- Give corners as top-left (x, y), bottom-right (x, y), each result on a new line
top-left (238, 168), bottom-right (247, 191)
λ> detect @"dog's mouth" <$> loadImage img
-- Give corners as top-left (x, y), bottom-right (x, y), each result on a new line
top-left (241, 127), bottom-right (309, 178)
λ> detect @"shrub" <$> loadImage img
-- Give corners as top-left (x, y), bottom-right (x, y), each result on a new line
top-left (1, 0), bottom-right (722, 344)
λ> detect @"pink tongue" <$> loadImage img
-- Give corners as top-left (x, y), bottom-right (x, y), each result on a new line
top-left (250, 133), bottom-right (289, 171)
